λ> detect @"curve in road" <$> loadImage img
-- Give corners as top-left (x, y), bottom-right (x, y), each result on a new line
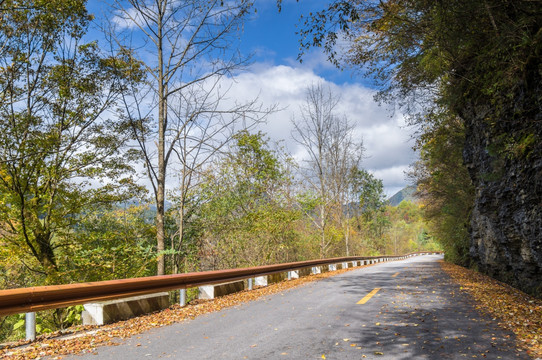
top-left (67, 255), bottom-right (530, 360)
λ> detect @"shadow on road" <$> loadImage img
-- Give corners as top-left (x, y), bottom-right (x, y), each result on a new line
top-left (313, 259), bottom-right (530, 359)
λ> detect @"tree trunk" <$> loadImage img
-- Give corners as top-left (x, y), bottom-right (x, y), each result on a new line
top-left (345, 223), bottom-right (350, 256)
top-left (175, 165), bottom-right (190, 274)
top-left (156, 12), bottom-right (166, 276)
top-left (319, 204), bottom-right (325, 258)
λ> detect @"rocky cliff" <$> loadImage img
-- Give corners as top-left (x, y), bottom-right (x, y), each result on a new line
top-left (461, 69), bottom-right (542, 297)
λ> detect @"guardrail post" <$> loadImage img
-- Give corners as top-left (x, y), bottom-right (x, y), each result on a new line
top-left (255, 276), bottom-right (268, 287)
top-left (180, 289), bottom-right (186, 306)
top-left (248, 278), bottom-right (253, 290)
top-left (25, 312), bottom-right (36, 341)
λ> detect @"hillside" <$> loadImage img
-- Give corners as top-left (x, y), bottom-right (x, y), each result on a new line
top-left (388, 186), bottom-right (418, 206)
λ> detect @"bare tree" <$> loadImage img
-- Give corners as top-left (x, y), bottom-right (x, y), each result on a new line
top-left (169, 80), bottom-right (270, 274)
top-left (326, 118), bottom-right (364, 256)
top-left (292, 83), bottom-right (363, 257)
top-left (108, 0), bottom-right (268, 275)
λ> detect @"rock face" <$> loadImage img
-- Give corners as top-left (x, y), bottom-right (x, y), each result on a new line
top-left (461, 74), bottom-right (542, 297)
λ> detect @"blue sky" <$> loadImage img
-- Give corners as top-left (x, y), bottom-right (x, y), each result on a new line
top-left (87, 0), bottom-right (416, 197)
top-left (239, 0), bottom-right (369, 86)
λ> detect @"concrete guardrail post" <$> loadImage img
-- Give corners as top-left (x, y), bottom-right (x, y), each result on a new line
top-left (255, 276), bottom-right (267, 287)
top-left (287, 270), bottom-right (299, 280)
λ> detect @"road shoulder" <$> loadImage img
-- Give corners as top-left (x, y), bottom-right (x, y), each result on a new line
top-left (441, 261), bottom-right (542, 359)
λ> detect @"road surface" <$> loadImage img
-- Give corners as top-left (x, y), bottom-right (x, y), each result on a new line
top-left (67, 255), bottom-right (530, 359)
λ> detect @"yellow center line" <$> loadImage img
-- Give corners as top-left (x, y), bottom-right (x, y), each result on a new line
top-left (392, 272), bottom-right (400, 278)
top-left (357, 288), bottom-right (381, 304)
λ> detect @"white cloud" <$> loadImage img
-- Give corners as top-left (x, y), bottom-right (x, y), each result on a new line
top-left (111, 7), bottom-right (146, 30)
top-left (119, 59), bottom-right (416, 199)
top-left (371, 166), bottom-right (412, 197)
top-left (225, 63), bottom-right (417, 197)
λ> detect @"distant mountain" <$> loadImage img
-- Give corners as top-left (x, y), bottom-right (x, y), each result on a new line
top-left (388, 185), bottom-right (419, 206)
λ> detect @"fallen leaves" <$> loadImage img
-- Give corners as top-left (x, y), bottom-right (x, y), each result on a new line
top-left (440, 261), bottom-right (542, 358)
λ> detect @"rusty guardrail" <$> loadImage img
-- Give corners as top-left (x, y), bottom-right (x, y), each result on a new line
top-left (0, 251), bottom-right (443, 317)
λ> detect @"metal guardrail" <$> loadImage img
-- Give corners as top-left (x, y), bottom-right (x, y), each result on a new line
top-left (0, 252), bottom-right (443, 317)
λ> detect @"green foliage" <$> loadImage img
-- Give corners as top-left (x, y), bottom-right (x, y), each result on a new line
top-left (198, 131), bottom-right (301, 268)
top-left (296, 0), bottom-right (541, 122)
top-left (411, 114), bottom-right (474, 265)
top-left (0, 309), bottom-right (65, 342)
top-left (351, 169), bottom-right (387, 219)
top-left (62, 204), bottom-right (157, 282)
top-left (0, 203), bottom-right (155, 342)
top-left (0, 0), bottom-right (141, 284)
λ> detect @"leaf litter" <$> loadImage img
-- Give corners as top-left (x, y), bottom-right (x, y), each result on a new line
top-left (440, 261), bottom-right (542, 358)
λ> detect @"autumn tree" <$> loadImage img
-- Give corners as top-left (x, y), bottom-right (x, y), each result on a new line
top-left (292, 84), bottom-right (364, 258)
top-left (0, 0), bottom-right (137, 284)
top-left (109, 0), bottom-right (269, 275)
top-left (410, 113), bottom-right (474, 265)
top-left (349, 169), bottom-right (389, 254)
top-left (65, 204), bottom-right (156, 281)
top-left (198, 131), bottom-right (300, 269)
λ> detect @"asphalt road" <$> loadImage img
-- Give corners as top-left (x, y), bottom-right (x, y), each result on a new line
top-left (67, 255), bottom-right (531, 359)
